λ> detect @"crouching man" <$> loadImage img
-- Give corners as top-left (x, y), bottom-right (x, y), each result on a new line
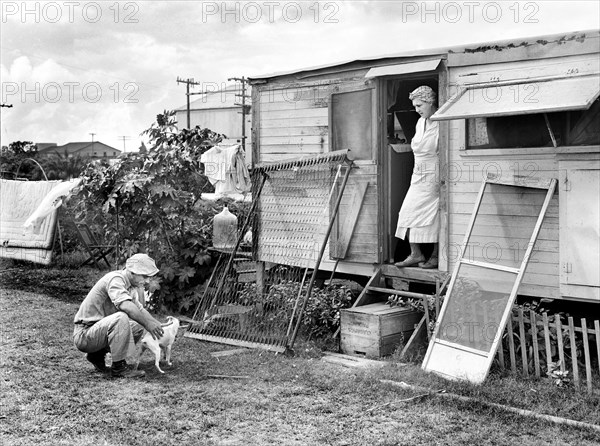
top-left (73, 253), bottom-right (164, 378)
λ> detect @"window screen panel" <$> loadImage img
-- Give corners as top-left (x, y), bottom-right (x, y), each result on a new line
top-left (437, 263), bottom-right (517, 353)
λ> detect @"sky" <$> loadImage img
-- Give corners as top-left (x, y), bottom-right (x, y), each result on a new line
top-left (1, 1), bottom-right (599, 152)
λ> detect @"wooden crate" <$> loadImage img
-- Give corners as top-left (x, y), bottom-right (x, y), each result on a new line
top-left (340, 303), bottom-right (421, 358)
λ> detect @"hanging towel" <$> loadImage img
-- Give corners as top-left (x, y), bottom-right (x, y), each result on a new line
top-left (229, 146), bottom-right (251, 193)
top-left (23, 178), bottom-right (82, 234)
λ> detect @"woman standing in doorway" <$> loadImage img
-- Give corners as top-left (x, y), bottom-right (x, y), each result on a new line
top-left (394, 85), bottom-right (440, 269)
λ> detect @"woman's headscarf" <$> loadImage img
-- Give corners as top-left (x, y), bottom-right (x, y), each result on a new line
top-left (409, 86), bottom-right (437, 104)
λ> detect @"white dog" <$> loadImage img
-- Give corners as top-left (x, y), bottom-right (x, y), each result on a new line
top-left (138, 316), bottom-right (181, 374)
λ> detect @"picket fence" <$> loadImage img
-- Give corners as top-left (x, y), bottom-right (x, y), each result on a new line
top-left (497, 308), bottom-right (600, 393)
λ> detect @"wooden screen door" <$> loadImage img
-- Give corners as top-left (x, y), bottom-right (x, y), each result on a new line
top-left (422, 176), bottom-right (557, 384)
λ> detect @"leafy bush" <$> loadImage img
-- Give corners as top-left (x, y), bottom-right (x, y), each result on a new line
top-left (71, 110), bottom-right (250, 313)
top-left (238, 279), bottom-right (354, 338)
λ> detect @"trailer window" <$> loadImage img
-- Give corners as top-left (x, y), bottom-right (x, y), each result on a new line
top-left (432, 75), bottom-right (600, 149)
top-left (467, 100), bottom-right (600, 149)
top-left (330, 89), bottom-right (373, 160)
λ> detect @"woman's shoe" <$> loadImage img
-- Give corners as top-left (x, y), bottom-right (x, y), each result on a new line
top-left (395, 255), bottom-right (425, 268)
top-left (419, 257), bottom-right (438, 269)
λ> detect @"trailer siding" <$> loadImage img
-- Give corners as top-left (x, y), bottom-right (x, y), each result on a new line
top-left (254, 70), bottom-right (380, 265)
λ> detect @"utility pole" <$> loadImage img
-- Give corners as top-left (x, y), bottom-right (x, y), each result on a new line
top-left (228, 77), bottom-right (251, 152)
top-left (119, 136), bottom-right (131, 153)
top-left (89, 133), bottom-right (96, 157)
top-left (177, 77), bottom-right (202, 129)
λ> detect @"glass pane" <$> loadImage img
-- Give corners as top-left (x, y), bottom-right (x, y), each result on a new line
top-left (331, 90), bottom-right (372, 160)
top-left (464, 183), bottom-right (551, 268)
top-left (437, 263), bottom-right (517, 353)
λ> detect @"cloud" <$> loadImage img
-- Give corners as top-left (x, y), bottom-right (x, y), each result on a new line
top-left (1, 0), bottom-right (599, 150)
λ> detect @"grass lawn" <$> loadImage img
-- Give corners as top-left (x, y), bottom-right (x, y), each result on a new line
top-left (1, 265), bottom-right (600, 445)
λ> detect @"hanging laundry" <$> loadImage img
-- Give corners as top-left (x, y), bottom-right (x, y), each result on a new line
top-left (201, 144), bottom-right (250, 196)
top-left (229, 145), bottom-right (251, 193)
top-left (23, 178), bottom-right (82, 234)
top-left (1, 180), bottom-right (61, 264)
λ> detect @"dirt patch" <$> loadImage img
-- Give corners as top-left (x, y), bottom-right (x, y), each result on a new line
top-left (0, 263), bottom-right (103, 303)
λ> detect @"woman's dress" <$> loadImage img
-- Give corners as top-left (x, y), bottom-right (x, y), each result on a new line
top-left (395, 117), bottom-right (440, 243)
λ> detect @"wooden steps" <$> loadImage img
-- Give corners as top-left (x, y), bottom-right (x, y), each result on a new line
top-left (333, 266), bottom-right (450, 359)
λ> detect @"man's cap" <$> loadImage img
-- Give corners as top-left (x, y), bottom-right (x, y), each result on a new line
top-left (125, 253), bottom-right (159, 276)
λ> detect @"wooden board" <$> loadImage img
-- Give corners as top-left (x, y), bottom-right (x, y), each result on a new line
top-left (210, 348), bottom-right (251, 358)
top-left (321, 352), bottom-right (387, 369)
top-left (331, 181), bottom-right (368, 259)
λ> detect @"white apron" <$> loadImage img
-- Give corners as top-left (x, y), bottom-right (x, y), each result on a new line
top-left (395, 117), bottom-right (440, 243)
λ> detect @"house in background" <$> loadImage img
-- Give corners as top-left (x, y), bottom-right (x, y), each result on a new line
top-left (174, 84), bottom-right (252, 164)
top-left (36, 143), bottom-right (58, 151)
top-left (38, 141), bottom-right (121, 160)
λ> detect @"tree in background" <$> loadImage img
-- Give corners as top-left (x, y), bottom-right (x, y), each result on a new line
top-left (0, 142), bottom-right (91, 180)
top-left (0, 141), bottom-right (42, 179)
top-left (41, 151), bottom-right (92, 180)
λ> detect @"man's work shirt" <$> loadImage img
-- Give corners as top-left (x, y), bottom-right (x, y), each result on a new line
top-left (74, 271), bottom-right (144, 325)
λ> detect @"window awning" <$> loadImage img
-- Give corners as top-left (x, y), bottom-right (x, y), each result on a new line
top-left (431, 74), bottom-right (600, 121)
top-left (365, 59), bottom-right (441, 78)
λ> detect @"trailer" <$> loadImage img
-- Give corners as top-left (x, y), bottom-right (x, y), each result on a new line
top-left (248, 29), bottom-right (599, 305)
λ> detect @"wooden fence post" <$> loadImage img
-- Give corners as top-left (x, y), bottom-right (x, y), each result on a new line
top-left (518, 309), bottom-right (529, 377)
top-left (568, 317), bottom-right (579, 389)
top-left (581, 318), bottom-right (592, 394)
top-left (531, 310), bottom-right (540, 378)
top-left (556, 317), bottom-right (565, 372)
top-left (595, 320), bottom-right (600, 377)
top-left (507, 312), bottom-right (517, 374)
top-left (543, 313), bottom-right (552, 376)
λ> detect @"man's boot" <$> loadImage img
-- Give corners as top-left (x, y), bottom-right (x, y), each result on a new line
top-left (111, 360), bottom-right (145, 378)
top-left (86, 348), bottom-right (109, 373)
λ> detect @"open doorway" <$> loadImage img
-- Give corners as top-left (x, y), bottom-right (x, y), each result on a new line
top-left (384, 75), bottom-right (439, 264)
